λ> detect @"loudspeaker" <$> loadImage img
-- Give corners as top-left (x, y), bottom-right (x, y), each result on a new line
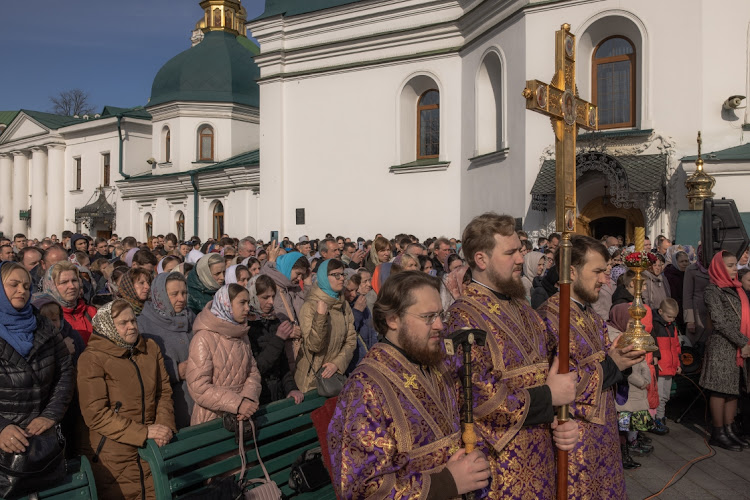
top-left (700, 198), bottom-right (749, 267)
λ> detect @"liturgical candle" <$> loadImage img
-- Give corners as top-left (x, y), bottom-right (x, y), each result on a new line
top-left (635, 227), bottom-right (645, 253)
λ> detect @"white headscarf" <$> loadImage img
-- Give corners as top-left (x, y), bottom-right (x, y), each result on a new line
top-left (224, 265), bottom-right (239, 285)
top-left (186, 249), bottom-right (204, 264)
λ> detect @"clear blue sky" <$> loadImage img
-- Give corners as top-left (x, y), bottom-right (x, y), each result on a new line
top-left (0, 0), bottom-right (266, 113)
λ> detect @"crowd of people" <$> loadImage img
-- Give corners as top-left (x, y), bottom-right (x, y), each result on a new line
top-left (0, 220), bottom-right (746, 499)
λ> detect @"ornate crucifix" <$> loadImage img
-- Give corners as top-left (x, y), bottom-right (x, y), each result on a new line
top-left (522, 23), bottom-right (598, 500)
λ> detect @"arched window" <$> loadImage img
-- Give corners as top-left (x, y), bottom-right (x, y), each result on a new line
top-left (165, 128), bottom-right (171, 163)
top-left (212, 202), bottom-right (224, 240)
top-left (417, 90), bottom-right (439, 159)
top-left (175, 211), bottom-right (185, 241)
top-left (476, 51), bottom-right (504, 155)
top-left (213, 8), bottom-right (221, 27)
top-left (145, 213), bottom-right (153, 241)
top-left (198, 125), bottom-right (214, 161)
top-left (592, 36), bottom-right (636, 129)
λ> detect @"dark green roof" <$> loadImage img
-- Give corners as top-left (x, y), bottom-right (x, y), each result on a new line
top-left (100, 106), bottom-right (152, 120)
top-left (531, 154), bottom-right (666, 195)
top-left (683, 142), bottom-right (750, 162)
top-left (0, 111), bottom-right (19, 127)
top-left (21, 110), bottom-right (83, 130)
top-left (235, 35), bottom-right (260, 56)
top-left (254, 0), bottom-right (365, 20)
top-left (209, 149), bottom-right (259, 169)
top-left (149, 31), bottom-right (260, 108)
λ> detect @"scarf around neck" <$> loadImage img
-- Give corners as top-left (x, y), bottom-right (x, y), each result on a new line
top-left (92, 301), bottom-right (136, 351)
top-left (709, 251), bottom-right (750, 366)
top-left (0, 262), bottom-right (36, 358)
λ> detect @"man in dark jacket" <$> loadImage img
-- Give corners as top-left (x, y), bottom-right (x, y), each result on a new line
top-left (651, 298), bottom-right (681, 434)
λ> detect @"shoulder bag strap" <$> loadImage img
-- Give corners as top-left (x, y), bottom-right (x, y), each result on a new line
top-left (238, 419), bottom-right (273, 483)
top-left (278, 291), bottom-right (299, 325)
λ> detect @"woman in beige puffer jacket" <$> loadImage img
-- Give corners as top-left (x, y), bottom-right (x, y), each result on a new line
top-left (186, 284), bottom-right (262, 425)
top-left (295, 259), bottom-right (357, 393)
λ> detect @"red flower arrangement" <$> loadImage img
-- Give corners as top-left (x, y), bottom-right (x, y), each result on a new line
top-left (624, 251), bottom-right (657, 268)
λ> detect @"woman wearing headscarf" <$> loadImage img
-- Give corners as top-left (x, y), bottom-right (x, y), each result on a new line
top-left (123, 248), bottom-right (138, 268)
top-left (0, 262), bottom-right (74, 492)
top-left (684, 246), bottom-right (712, 345)
top-left (521, 251), bottom-right (545, 303)
top-left (117, 268), bottom-right (152, 317)
top-left (186, 284), bottom-right (262, 425)
top-left (138, 273), bottom-right (196, 429)
top-left (77, 300), bottom-right (175, 500)
top-left (41, 261), bottom-right (98, 345)
top-left (295, 259), bottom-right (357, 393)
top-left (186, 253), bottom-right (225, 315)
top-left (224, 264), bottom-right (251, 288)
top-left (247, 275), bottom-right (303, 405)
top-left (699, 251), bottom-right (750, 451)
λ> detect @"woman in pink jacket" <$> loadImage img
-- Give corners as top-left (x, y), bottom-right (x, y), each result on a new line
top-left (186, 284), bottom-right (261, 425)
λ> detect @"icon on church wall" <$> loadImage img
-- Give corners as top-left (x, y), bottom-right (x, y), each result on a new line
top-left (561, 91), bottom-right (576, 125)
top-left (565, 209), bottom-right (576, 232)
top-left (565, 35), bottom-right (574, 58)
top-left (588, 107), bottom-right (597, 128)
top-left (536, 85), bottom-right (547, 109)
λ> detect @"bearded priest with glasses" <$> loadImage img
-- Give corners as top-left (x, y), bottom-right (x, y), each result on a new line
top-left (327, 271), bottom-right (491, 499)
top-left (443, 213), bottom-right (579, 499)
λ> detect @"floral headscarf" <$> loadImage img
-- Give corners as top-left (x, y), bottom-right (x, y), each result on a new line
top-left (41, 264), bottom-right (79, 309)
top-left (92, 300), bottom-right (136, 350)
top-left (210, 285), bottom-right (238, 325)
top-left (117, 270), bottom-right (147, 315)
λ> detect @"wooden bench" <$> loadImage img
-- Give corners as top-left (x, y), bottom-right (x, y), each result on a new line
top-left (139, 391), bottom-right (336, 499)
top-left (17, 456), bottom-right (98, 500)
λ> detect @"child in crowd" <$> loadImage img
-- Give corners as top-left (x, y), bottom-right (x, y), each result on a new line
top-left (651, 298), bottom-right (682, 434)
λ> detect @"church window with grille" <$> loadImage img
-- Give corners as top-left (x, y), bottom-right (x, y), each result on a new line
top-left (102, 153), bottom-right (110, 187)
top-left (417, 90), bottom-right (439, 159)
top-left (213, 202), bottom-right (224, 239)
top-left (592, 36), bottom-right (636, 129)
top-left (198, 126), bottom-right (214, 161)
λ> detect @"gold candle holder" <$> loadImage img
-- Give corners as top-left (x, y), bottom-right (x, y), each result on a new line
top-left (616, 265), bottom-right (658, 352)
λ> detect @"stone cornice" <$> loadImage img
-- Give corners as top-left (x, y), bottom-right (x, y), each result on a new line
top-left (148, 102), bottom-right (260, 123)
top-left (30, 146), bottom-right (47, 153)
top-left (117, 165), bottom-right (260, 200)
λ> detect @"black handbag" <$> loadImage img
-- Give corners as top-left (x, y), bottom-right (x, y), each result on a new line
top-left (288, 447), bottom-right (330, 493)
top-left (314, 368), bottom-right (346, 398)
top-left (0, 425), bottom-right (66, 498)
top-left (223, 411), bottom-right (253, 443)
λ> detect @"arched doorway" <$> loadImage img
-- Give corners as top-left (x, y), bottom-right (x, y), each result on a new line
top-left (580, 197), bottom-right (644, 243)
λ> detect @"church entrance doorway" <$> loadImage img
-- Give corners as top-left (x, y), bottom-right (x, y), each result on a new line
top-left (589, 217), bottom-right (626, 240)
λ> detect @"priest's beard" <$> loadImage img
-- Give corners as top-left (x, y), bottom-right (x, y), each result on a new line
top-left (573, 280), bottom-right (600, 304)
top-left (487, 265), bottom-right (526, 299)
top-left (397, 324), bottom-right (445, 367)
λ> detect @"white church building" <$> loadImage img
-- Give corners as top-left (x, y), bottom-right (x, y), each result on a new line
top-left (1, 0), bottom-right (750, 243)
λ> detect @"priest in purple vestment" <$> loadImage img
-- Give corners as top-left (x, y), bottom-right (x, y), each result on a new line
top-left (328, 271), bottom-right (490, 499)
top-left (538, 235), bottom-right (645, 500)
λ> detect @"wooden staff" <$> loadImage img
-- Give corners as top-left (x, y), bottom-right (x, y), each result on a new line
top-left (556, 233), bottom-right (572, 499)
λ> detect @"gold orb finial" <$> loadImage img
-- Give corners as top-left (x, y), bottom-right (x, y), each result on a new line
top-left (561, 23), bottom-right (571, 31)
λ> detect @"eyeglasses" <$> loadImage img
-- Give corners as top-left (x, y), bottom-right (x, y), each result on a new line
top-left (405, 310), bottom-right (450, 326)
top-left (328, 272), bottom-right (346, 280)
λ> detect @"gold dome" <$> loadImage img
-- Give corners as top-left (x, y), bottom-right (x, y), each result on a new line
top-left (685, 131), bottom-right (716, 210)
top-left (197, 0), bottom-right (247, 35)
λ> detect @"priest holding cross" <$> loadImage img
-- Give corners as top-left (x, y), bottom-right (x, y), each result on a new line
top-left (526, 24), bottom-right (644, 499)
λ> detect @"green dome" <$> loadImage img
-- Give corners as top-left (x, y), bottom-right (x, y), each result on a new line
top-left (149, 31), bottom-right (260, 108)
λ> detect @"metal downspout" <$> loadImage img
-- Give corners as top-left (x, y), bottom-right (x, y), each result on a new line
top-left (117, 115), bottom-right (129, 179)
top-left (190, 173), bottom-right (199, 237)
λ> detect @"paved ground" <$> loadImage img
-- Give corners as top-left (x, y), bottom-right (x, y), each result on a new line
top-left (624, 375), bottom-right (750, 499)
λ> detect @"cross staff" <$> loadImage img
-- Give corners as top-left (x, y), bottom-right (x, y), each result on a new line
top-left (522, 23), bottom-right (598, 500)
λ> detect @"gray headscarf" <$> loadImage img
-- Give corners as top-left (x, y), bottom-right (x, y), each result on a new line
top-left (523, 251), bottom-right (544, 282)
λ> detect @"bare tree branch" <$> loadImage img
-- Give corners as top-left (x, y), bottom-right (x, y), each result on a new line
top-left (49, 89), bottom-right (96, 116)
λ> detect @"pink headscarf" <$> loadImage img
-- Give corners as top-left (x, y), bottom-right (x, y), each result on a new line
top-left (708, 251), bottom-right (750, 366)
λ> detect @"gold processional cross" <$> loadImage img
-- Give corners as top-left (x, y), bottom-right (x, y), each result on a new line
top-left (522, 23), bottom-right (598, 232)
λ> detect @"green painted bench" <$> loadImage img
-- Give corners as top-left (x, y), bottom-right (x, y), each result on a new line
top-left (139, 391), bottom-right (336, 499)
top-left (16, 456), bottom-right (98, 500)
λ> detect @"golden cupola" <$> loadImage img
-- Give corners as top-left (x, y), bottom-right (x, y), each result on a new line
top-left (197, 0), bottom-right (247, 35)
top-left (685, 131), bottom-right (716, 210)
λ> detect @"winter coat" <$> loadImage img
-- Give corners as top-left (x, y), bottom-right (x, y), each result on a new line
top-left (609, 326), bottom-right (650, 412)
top-left (700, 284), bottom-right (750, 395)
top-left (77, 333), bottom-right (175, 500)
top-left (186, 269), bottom-right (216, 315)
top-left (651, 310), bottom-right (681, 377)
top-left (295, 285), bottom-right (357, 393)
top-left (531, 267), bottom-right (558, 310)
top-left (642, 270), bottom-right (671, 311)
top-left (260, 261), bottom-right (307, 324)
top-left (138, 304), bottom-right (196, 430)
top-left (345, 300), bottom-right (379, 375)
top-left (63, 298), bottom-right (97, 345)
top-left (0, 310), bottom-right (74, 433)
top-left (248, 316), bottom-right (297, 405)
top-left (683, 263), bottom-right (712, 344)
top-left (186, 304), bottom-right (262, 425)
top-left (611, 285), bottom-right (634, 306)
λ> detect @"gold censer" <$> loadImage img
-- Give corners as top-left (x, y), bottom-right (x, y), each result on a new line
top-left (616, 266), bottom-right (658, 352)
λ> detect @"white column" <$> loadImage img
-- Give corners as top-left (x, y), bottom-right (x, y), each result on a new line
top-left (0, 154), bottom-right (13, 237)
top-left (30, 147), bottom-right (48, 239)
top-left (11, 151), bottom-right (29, 237)
top-left (46, 145), bottom-right (65, 239)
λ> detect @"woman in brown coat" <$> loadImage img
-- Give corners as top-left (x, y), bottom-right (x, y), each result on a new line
top-left (295, 259), bottom-right (357, 393)
top-left (77, 300), bottom-right (176, 500)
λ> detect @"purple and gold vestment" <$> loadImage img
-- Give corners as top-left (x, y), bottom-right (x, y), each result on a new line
top-left (328, 343), bottom-right (461, 499)
top-left (539, 293), bottom-right (626, 500)
top-left (445, 283), bottom-right (556, 499)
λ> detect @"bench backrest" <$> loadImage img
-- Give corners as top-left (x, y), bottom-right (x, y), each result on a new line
top-left (18, 456), bottom-right (98, 500)
top-left (140, 391), bottom-right (329, 499)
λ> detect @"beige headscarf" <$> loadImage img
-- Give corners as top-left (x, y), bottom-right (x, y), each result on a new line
top-left (196, 253), bottom-right (223, 291)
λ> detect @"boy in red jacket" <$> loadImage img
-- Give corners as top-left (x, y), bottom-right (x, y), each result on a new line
top-left (652, 298), bottom-right (682, 433)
